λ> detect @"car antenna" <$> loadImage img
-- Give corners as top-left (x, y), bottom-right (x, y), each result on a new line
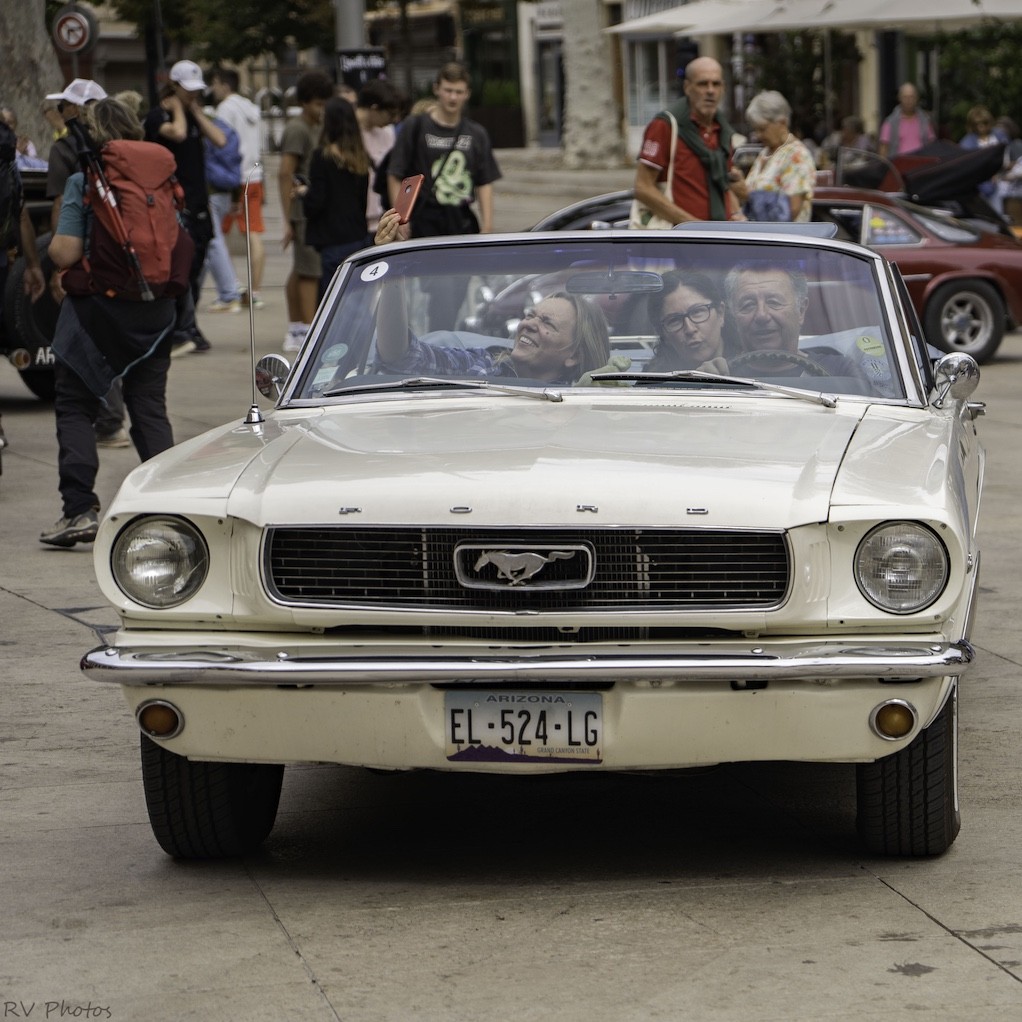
top-left (242, 164), bottom-right (265, 425)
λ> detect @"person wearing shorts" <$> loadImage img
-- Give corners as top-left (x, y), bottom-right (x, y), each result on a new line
top-left (211, 68), bottom-right (266, 308)
top-left (278, 70), bottom-right (332, 350)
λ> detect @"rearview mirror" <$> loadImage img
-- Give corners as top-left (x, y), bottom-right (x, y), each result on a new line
top-left (566, 270), bottom-right (663, 294)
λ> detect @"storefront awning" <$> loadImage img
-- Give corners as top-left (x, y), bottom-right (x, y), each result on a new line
top-left (606, 0), bottom-right (785, 38)
top-left (610, 0), bottom-right (1022, 38)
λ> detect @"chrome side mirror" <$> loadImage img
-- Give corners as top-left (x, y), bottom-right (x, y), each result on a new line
top-left (255, 354), bottom-right (291, 399)
top-left (932, 352), bottom-right (979, 409)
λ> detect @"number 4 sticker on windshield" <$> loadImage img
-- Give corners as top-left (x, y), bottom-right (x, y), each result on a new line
top-left (360, 261), bottom-right (389, 282)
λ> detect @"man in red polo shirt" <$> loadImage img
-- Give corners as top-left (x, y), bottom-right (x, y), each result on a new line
top-left (633, 57), bottom-right (743, 225)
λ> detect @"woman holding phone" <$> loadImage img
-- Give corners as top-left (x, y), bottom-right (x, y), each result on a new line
top-left (302, 97), bottom-right (371, 299)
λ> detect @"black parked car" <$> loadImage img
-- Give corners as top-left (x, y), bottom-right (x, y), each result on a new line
top-left (2, 168), bottom-right (58, 399)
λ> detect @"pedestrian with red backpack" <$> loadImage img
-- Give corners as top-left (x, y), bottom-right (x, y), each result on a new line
top-left (41, 97), bottom-right (192, 547)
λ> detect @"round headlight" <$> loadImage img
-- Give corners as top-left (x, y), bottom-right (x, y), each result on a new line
top-left (111, 516), bottom-right (209, 609)
top-left (854, 522), bottom-right (949, 614)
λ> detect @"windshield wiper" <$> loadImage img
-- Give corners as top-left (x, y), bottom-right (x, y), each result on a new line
top-left (324, 376), bottom-right (564, 402)
top-left (587, 369), bottom-right (838, 408)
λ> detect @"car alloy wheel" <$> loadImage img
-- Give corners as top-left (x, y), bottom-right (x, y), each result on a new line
top-left (924, 278), bottom-right (1005, 363)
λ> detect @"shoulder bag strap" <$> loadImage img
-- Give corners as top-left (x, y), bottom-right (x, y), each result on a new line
top-left (662, 112), bottom-right (678, 196)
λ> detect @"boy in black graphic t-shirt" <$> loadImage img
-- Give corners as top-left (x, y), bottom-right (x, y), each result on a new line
top-left (386, 63), bottom-right (501, 329)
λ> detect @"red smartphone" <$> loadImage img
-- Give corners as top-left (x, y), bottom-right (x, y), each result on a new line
top-left (394, 174), bottom-right (424, 225)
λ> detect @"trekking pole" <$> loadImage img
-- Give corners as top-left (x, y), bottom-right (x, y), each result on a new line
top-left (68, 119), bottom-right (156, 301)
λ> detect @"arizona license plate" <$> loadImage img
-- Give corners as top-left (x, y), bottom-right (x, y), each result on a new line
top-left (445, 691), bottom-right (603, 764)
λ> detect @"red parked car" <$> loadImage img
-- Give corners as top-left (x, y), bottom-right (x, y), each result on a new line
top-left (812, 186), bottom-right (1022, 362)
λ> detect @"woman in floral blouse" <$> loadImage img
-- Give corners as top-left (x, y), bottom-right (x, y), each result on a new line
top-left (732, 91), bottom-right (816, 223)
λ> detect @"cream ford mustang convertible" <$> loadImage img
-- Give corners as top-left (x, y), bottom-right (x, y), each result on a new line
top-left (82, 226), bottom-right (984, 859)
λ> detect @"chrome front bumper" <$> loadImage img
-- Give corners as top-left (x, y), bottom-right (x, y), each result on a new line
top-left (82, 639), bottom-right (975, 687)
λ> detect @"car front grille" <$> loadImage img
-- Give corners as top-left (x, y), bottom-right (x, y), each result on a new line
top-left (265, 527), bottom-right (789, 612)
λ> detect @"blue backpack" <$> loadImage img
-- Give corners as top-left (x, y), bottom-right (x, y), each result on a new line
top-left (204, 117), bottom-right (242, 193)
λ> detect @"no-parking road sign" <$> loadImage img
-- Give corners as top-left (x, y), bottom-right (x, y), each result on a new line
top-left (52, 4), bottom-right (98, 55)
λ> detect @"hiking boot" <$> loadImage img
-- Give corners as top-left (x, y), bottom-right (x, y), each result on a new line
top-left (96, 427), bottom-right (131, 448)
top-left (40, 509), bottom-right (99, 548)
top-left (207, 298), bottom-right (241, 313)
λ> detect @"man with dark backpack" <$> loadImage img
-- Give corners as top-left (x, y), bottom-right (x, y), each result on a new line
top-left (144, 60), bottom-right (227, 354)
top-left (41, 98), bottom-right (191, 547)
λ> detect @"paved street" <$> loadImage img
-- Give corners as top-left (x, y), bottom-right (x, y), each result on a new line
top-left (2, 151), bottom-right (1022, 1021)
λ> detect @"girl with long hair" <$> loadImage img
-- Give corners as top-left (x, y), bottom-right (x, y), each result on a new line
top-left (303, 96), bottom-right (371, 299)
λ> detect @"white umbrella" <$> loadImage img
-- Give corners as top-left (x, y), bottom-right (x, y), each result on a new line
top-left (679, 0), bottom-right (1022, 35)
top-left (812, 0), bottom-right (1022, 33)
top-left (675, 0), bottom-right (833, 36)
top-left (607, 0), bottom-right (788, 37)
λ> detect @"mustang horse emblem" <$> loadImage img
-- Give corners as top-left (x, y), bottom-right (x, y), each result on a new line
top-left (474, 550), bottom-right (576, 586)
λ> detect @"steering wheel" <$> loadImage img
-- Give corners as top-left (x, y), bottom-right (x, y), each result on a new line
top-left (728, 348), bottom-right (831, 378)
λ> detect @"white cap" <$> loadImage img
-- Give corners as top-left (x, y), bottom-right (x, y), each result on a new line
top-left (169, 60), bottom-right (206, 92)
top-left (45, 78), bottom-right (108, 106)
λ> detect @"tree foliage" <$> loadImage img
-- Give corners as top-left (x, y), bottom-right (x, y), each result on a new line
top-left (922, 24), bottom-right (1022, 137)
top-left (108, 0), bottom-right (334, 63)
top-left (742, 31), bottom-right (862, 140)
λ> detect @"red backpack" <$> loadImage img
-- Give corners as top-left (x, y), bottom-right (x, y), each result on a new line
top-left (62, 140), bottom-right (193, 301)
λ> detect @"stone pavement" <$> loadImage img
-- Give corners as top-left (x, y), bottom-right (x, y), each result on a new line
top-left (491, 148), bottom-right (635, 229)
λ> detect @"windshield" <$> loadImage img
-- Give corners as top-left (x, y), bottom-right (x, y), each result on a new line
top-left (294, 235), bottom-right (906, 402)
top-left (907, 204), bottom-right (982, 244)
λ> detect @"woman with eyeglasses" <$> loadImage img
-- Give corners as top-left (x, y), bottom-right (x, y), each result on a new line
top-left (645, 269), bottom-right (730, 373)
top-left (959, 106), bottom-right (1008, 203)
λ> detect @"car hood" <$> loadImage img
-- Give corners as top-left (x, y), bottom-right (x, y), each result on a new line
top-left (114, 396), bottom-right (887, 530)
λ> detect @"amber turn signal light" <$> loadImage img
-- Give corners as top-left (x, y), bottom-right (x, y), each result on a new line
top-left (136, 700), bottom-right (184, 739)
top-left (870, 699), bottom-right (917, 741)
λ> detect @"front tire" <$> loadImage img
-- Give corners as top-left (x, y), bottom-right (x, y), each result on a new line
top-left (140, 735), bottom-right (284, 858)
top-left (924, 279), bottom-right (1004, 363)
top-left (856, 683), bottom-right (960, 856)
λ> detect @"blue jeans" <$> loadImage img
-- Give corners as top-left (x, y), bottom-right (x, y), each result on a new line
top-left (201, 192), bottom-right (242, 303)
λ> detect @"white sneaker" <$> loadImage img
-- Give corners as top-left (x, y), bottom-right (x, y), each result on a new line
top-left (170, 338), bottom-right (197, 358)
top-left (283, 327), bottom-right (306, 353)
top-left (207, 298), bottom-right (241, 314)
